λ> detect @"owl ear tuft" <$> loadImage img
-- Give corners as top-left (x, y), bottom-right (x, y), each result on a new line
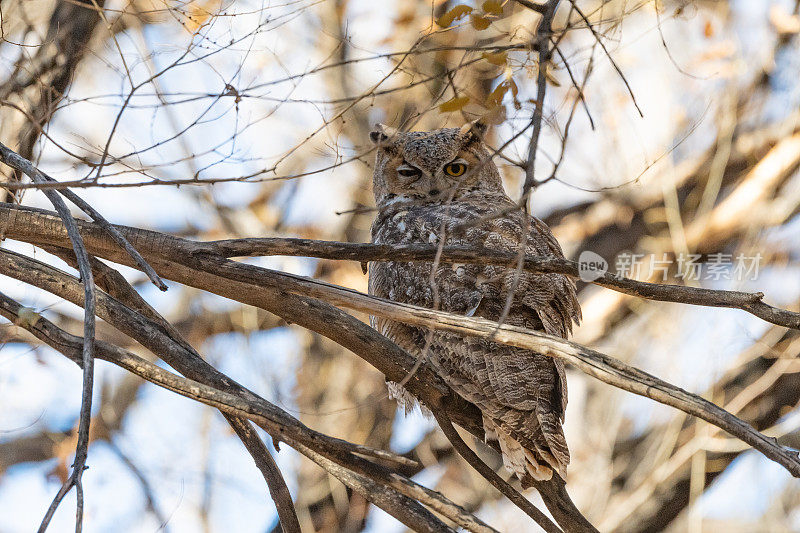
top-left (460, 119), bottom-right (488, 141)
top-left (369, 130), bottom-right (388, 144)
top-left (370, 123), bottom-right (398, 145)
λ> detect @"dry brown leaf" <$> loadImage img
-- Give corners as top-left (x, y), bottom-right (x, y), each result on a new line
top-left (436, 5), bottom-right (473, 27)
top-left (487, 83), bottom-right (509, 106)
top-left (470, 14), bottom-right (491, 30)
top-left (481, 105), bottom-right (507, 125)
top-left (482, 1), bottom-right (503, 15)
top-left (439, 96), bottom-right (470, 112)
top-left (186, 0), bottom-right (219, 33)
top-left (482, 50), bottom-right (508, 65)
top-left (703, 19), bottom-right (714, 38)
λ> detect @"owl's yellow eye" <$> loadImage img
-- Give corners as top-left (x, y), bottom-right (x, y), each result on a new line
top-left (444, 162), bottom-right (467, 177)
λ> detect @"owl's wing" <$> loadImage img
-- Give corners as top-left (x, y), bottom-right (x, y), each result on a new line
top-left (473, 213), bottom-right (580, 334)
top-left (526, 215), bottom-right (582, 333)
top-left (431, 335), bottom-right (571, 478)
top-left (466, 213), bottom-right (579, 418)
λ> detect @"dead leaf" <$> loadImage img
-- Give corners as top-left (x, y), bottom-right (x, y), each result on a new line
top-left (486, 83), bottom-right (509, 106)
top-left (470, 14), bottom-right (491, 30)
top-left (482, 1), bottom-right (503, 15)
top-left (481, 105), bottom-right (507, 125)
top-left (703, 19), bottom-right (714, 38)
top-left (482, 50), bottom-right (508, 65)
top-left (439, 96), bottom-right (470, 113)
top-left (436, 5), bottom-right (473, 27)
top-left (186, 0), bottom-right (219, 33)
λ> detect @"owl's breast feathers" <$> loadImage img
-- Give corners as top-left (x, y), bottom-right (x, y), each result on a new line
top-left (369, 196), bottom-right (581, 484)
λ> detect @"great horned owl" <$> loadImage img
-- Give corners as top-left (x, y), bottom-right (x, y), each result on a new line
top-left (367, 123), bottom-right (581, 485)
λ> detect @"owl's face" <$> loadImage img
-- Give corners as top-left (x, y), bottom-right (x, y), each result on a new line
top-left (369, 124), bottom-right (503, 206)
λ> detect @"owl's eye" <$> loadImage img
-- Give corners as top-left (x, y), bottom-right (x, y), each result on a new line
top-left (397, 164), bottom-right (421, 178)
top-left (444, 162), bottom-right (467, 177)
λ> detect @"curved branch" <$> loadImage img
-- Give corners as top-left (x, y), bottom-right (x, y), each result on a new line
top-left (431, 410), bottom-right (564, 533)
top-left (0, 289), bottom-right (486, 533)
top-left (3, 203), bottom-right (797, 508)
top-left (201, 237), bottom-right (800, 331)
top-left (216, 264), bottom-right (800, 478)
top-left (226, 418), bottom-right (301, 533)
top-left (0, 151), bottom-right (97, 533)
top-left (0, 203), bottom-right (592, 531)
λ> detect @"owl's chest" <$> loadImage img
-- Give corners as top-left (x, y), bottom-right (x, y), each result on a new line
top-left (369, 205), bottom-right (492, 313)
top-left (371, 202), bottom-right (493, 245)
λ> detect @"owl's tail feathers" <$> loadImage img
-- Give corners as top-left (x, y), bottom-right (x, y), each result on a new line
top-left (387, 381), bottom-right (432, 417)
top-left (533, 403), bottom-right (570, 478)
top-left (484, 415), bottom-right (569, 486)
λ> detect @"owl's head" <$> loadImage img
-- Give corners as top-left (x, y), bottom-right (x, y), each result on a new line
top-left (369, 123), bottom-right (503, 206)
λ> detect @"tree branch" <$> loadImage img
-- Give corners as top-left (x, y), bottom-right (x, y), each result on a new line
top-left (0, 149), bottom-right (97, 533)
top-left (0, 141), bottom-right (166, 291)
top-left (201, 237), bottom-right (800, 330)
top-left (4, 204), bottom-right (799, 519)
top-left (0, 289), bottom-right (483, 533)
top-left (431, 410), bottom-right (565, 533)
top-left (522, 0), bottom-right (560, 198)
top-left (43, 248), bottom-right (303, 533)
top-left (0, 206), bottom-right (583, 530)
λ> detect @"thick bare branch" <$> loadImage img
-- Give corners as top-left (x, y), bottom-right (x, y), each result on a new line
top-left (3, 204), bottom-right (797, 514)
top-left (432, 410), bottom-right (565, 533)
top-left (0, 206), bottom-right (582, 530)
top-left (0, 288), bottom-right (485, 533)
top-left (202, 237), bottom-right (800, 330)
top-left (3, 203), bottom-right (797, 329)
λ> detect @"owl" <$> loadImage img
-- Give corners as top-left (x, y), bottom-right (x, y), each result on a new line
top-left (367, 123), bottom-right (581, 485)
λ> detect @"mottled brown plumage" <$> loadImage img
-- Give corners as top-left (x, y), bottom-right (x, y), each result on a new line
top-left (367, 124), bottom-right (581, 485)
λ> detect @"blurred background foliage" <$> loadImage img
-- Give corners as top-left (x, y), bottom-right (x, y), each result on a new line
top-left (0, 0), bottom-right (799, 531)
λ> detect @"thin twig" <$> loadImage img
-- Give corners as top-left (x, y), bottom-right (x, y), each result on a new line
top-left (552, 42), bottom-right (595, 130)
top-left (108, 443), bottom-right (172, 531)
top-left (544, 40), bottom-right (596, 184)
top-left (0, 142), bottom-right (167, 290)
top-left (567, 0), bottom-right (643, 117)
top-left (522, 0), bottom-right (561, 199)
top-left (0, 148), bottom-right (97, 532)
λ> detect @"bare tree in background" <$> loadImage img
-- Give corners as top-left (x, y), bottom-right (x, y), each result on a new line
top-left (1, 1), bottom-right (799, 532)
